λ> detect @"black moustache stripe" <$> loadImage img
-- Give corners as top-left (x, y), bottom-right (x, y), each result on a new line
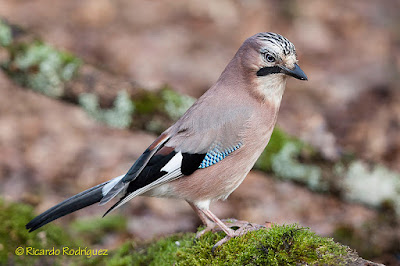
top-left (256, 66), bottom-right (282, 77)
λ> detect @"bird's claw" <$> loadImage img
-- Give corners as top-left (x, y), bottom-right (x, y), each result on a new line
top-left (211, 220), bottom-right (269, 253)
top-left (194, 224), bottom-right (215, 244)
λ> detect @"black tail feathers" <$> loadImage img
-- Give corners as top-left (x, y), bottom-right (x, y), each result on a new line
top-left (26, 182), bottom-right (108, 232)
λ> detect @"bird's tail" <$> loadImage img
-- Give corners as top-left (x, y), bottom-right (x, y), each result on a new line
top-left (26, 181), bottom-right (110, 232)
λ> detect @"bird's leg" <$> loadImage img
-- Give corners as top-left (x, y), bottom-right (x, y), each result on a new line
top-left (200, 209), bottom-right (235, 237)
top-left (200, 209), bottom-right (238, 251)
top-left (200, 209), bottom-right (267, 251)
top-left (188, 202), bottom-right (266, 251)
top-left (188, 202), bottom-right (216, 238)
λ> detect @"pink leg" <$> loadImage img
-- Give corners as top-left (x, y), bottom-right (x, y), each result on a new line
top-left (199, 207), bottom-right (266, 251)
top-left (188, 202), bottom-right (266, 250)
top-left (200, 209), bottom-right (235, 237)
top-left (187, 202), bottom-right (216, 238)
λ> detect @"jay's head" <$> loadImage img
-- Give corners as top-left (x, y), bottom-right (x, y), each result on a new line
top-left (238, 32), bottom-right (307, 82)
top-left (232, 32), bottom-right (307, 102)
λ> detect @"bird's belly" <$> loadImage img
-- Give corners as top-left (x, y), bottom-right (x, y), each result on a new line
top-left (159, 140), bottom-right (267, 203)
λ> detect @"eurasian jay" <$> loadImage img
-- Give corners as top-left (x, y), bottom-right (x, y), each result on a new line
top-left (26, 32), bottom-right (307, 247)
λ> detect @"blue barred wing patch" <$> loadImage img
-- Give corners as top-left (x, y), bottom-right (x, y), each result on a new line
top-left (199, 142), bottom-right (242, 168)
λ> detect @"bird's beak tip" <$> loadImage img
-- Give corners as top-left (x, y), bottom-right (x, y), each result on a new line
top-left (281, 64), bottom-right (308, 81)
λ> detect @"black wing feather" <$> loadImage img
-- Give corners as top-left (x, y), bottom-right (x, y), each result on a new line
top-left (103, 151), bottom-right (206, 216)
top-left (100, 134), bottom-right (170, 205)
top-left (26, 182), bottom-right (108, 232)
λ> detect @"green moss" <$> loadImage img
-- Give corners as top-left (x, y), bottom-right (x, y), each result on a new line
top-left (160, 87), bottom-right (195, 120)
top-left (105, 234), bottom-right (195, 266)
top-left (133, 87), bottom-right (195, 119)
top-left (255, 128), bottom-right (300, 172)
top-left (2, 41), bottom-right (81, 97)
top-left (133, 90), bottom-right (164, 115)
top-left (0, 199), bottom-right (361, 265)
top-left (79, 90), bottom-right (135, 129)
top-left (71, 215), bottom-right (127, 244)
top-left (0, 19), bottom-right (12, 47)
top-left (332, 224), bottom-right (383, 259)
top-left (0, 198), bottom-right (80, 265)
top-left (102, 224), bottom-right (353, 265)
top-left (132, 87), bottom-right (195, 133)
top-left (255, 128), bottom-right (326, 191)
top-left (104, 242), bottom-right (137, 266)
top-left (272, 142), bottom-right (325, 191)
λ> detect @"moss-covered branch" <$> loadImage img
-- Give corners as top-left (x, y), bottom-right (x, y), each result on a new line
top-left (0, 199), bottom-right (381, 266)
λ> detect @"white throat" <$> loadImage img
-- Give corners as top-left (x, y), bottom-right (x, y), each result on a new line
top-left (256, 74), bottom-right (287, 104)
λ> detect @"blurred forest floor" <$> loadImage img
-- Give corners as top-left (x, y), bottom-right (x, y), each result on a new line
top-left (0, 0), bottom-right (400, 264)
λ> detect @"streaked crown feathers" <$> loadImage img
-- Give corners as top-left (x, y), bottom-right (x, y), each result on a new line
top-left (256, 32), bottom-right (296, 56)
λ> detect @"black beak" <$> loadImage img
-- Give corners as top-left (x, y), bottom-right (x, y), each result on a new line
top-left (280, 64), bottom-right (308, 81)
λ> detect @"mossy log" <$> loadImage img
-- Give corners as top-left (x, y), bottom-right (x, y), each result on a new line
top-left (0, 199), bottom-right (382, 266)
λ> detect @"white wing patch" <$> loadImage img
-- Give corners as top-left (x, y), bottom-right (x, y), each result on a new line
top-left (107, 169), bottom-right (183, 214)
top-left (102, 175), bottom-right (125, 196)
top-left (161, 151), bottom-right (183, 172)
top-left (104, 151), bottom-right (184, 215)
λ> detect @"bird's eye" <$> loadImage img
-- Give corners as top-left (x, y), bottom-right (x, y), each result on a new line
top-left (265, 53), bottom-right (276, 63)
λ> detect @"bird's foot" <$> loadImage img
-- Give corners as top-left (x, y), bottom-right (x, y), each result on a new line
top-left (195, 223), bottom-right (216, 239)
top-left (210, 218), bottom-right (266, 233)
top-left (211, 220), bottom-right (272, 253)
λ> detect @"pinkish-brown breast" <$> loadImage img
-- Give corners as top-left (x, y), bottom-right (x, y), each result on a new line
top-left (163, 100), bottom-right (280, 204)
